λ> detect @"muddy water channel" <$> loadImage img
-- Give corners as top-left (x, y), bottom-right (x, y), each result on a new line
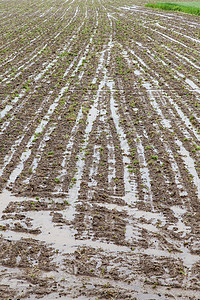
top-left (0, 0), bottom-right (200, 298)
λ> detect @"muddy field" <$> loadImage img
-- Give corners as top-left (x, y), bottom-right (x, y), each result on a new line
top-left (0, 0), bottom-right (200, 298)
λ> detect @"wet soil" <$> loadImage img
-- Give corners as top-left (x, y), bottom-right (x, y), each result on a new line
top-left (0, 0), bottom-right (200, 299)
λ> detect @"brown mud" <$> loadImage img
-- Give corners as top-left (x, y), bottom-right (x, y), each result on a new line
top-left (0, 0), bottom-right (200, 298)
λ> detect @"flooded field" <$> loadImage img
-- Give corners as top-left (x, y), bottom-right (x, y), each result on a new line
top-left (0, 0), bottom-right (200, 298)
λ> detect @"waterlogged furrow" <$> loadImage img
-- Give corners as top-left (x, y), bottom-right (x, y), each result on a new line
top-left (1, 7), bottom-right (89, 100)
top-left (1, 7), bottom-right (65, 67)
top-left (109, 81), bottom-right (138, 203)
top-left (117, 41), bottom-right (200, 188)
top-left (0, 28), bottom-right (87, 132)
top-left (0, 8), bottom-right (95, 124)
top-left (0, 1), bottom-right (200, 299)
top-left (5, 55), bottom-right (83, 187)
top-left (0, 23), bottom-right (98, 169)
top-left (142, 82), bottom-right (200, 201)
top-left (118, 51), bottom-right (154, 206)
top-left (1, 6), bottom-right (81, 84)
top-left (24, 20), bottom-right (99, 194)
top-left (1, 2), bottom-right (74, 49)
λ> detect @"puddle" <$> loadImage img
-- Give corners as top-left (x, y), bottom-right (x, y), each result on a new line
top-left (88, 145), bottom-right (100, 191)
top-left (176, 139), bottom-right (200, 199)
top-left (55, 106), bottom-right (83, 188)
top-left (1, 208), bottom-right (130, 254)
top-left (167, 93), bottom-right (200, 141)
top-left (109, 79), bottom-right (138, 203)
top-left (142, 247), bottom-right (199, 268)
top-left (7, 57), bottom-right (79, 186)
top-left (162, 136), bottom-right (189, 198)
top-left (1, 4), bottom-right (200, 299)
top-left (134, 69), bottom-right (141, 76)
top-left (96, 202), bottom-right (165, 224)
top-left (136, 136), bottom-right (153, 205)
top-left (185, 78), bottom-right (200, 94)
top-left (128, 48), bottom-right (149, 69)
top-left (0, 91), bottom-right (25, 121)
top-left (107, 140), bottom-right (116, 192)
top-left (147, 27), bottom-right (193, 51)
top-left (27, 125), bottom-right (56, 176)
top-left (143, 82), bottom-right (172, 129)
top-left (169, 205), bottom-right (190, 236)
top-left (0, 189), bottom-right (26, 214)
top-left (0, 190), bottom-right (131, 255)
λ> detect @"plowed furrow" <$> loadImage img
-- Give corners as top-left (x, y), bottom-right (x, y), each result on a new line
top-left (0, 1), bottom-right (200, 299)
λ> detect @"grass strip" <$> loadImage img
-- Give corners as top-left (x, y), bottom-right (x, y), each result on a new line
top-left (145, 2), bottom-right (200, 16)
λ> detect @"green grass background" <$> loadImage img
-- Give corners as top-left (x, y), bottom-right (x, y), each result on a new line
top-left (145, 1), bottom-right (200, 15)
top-left (175, 1), bottom-right (200, 7)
